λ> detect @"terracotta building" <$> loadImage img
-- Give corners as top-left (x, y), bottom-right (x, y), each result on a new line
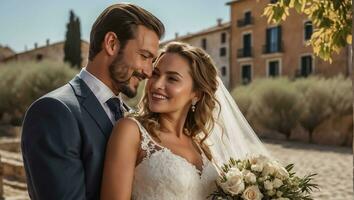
top-left (162, 20), bottom-right (231, 88)
top-left (2, 40), bottom-right (89, 67)
top-left (227, 0), bottom-right (350, 88)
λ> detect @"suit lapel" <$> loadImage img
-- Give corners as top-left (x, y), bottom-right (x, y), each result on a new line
top-left (69, 76), bottom-right (113, 139)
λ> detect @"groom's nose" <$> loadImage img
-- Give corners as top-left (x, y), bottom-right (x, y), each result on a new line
top-left (142, 62), bottom-right (153, 78)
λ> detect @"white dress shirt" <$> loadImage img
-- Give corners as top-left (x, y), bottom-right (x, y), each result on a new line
top-left (78, 67), bottom-right (124, 124)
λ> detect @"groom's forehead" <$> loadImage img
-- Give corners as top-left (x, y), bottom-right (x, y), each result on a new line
top-left (134, 26), bottom-right (159, 56)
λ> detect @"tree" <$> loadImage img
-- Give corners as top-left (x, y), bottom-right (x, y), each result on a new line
top-left (64, 10), bottom-right (82, 68)
top-left (262, 0), bottom-right (352, 62)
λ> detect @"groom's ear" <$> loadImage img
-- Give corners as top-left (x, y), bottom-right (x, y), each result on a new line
top-left (103, 31), bottom-right (120, 57)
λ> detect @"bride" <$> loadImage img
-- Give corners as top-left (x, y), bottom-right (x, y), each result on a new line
top-left (100, 42), bottom-right (270, 199)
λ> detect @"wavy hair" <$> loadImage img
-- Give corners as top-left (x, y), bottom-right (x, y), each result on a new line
top-left (135, 42), bottom-right (219, 159)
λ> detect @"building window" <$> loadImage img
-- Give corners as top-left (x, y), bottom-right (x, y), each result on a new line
top-left (237, 11), bottom-right (253, 27)
top-left (304, 21), bottom-right (313, 40)
top-left (244, 11), bottom-right (252, 25)
top-left (270, 0), bottom-right (278, 3)
top-left (300, 56), bottom-right (313, 77)
top-left (268, 60), bottom-right (280, 77)
top-left (220, 47), bottom-right (227, 57)
top-left (242, 65), bottom-right (252, 84)
top-left (238, 33), bottom-right (252, 58)
top-left (221, 66), bottom-right (227, 76)
top-left (264, 26), bottom-right (282, 53)
top-left (36, 54), bottom-right (43, 61)
top-left (221, 32), bottom-right (226, 44)
top-left (201, 38), bottom-right (207, 50)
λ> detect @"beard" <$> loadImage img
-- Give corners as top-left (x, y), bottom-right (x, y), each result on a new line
top-left (109, 52), bottom-right (137, 98)
top-left (109, 51), bottom-right (147, 98)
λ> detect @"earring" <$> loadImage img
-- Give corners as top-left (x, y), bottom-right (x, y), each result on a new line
top-left (191, 101), bottom-right (196, 112)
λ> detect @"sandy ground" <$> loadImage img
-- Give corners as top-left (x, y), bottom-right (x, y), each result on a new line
top-left (264, 139), bottom-right (353, 200)
top-left (3, 139), bottom-right (353, 200)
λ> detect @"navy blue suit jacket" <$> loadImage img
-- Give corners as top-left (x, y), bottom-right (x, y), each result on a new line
top-left (21, 76), bottom-right (120, 200)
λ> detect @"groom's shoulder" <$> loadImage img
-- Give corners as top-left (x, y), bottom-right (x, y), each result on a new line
top-left (27, 83), bottom-right (77, 114)
top-left (45, 83), bottom-right (76, 102)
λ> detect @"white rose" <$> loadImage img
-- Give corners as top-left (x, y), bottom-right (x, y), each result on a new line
top-left (262, 162), bottom-right (276, 176)
top-left (242, 185), bottom-right (263, 200)
top-left (220, 167), bottom-right (245, 195)
top-left (244, 171), bottom-right (257, 184)
top-left (275, 166), bottom-right (289, 179)
top-left (242, 169), bottom-right (251, 176)
top-left (264, 180), bottom-right (273, 190)
top-left (276, 198), bottom-right (290, 200)
top-left (248, 155), bottom-right (266, 165)
top-left (251, 164), bottom-right (263, 172)
top-left (249, 155), bottom-right (269, 172)
top-left (273, 178), bottom-right (283, 188)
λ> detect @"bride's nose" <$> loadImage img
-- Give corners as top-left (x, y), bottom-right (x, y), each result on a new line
top-left (151, 76), bottom-right (165, 90)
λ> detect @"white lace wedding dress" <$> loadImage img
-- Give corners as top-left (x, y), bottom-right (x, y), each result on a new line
top-left (129, 118), bottom-right (218, 200)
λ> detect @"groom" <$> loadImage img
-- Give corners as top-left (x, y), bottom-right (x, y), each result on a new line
top-left (21, 3), bottom-right (164, 200)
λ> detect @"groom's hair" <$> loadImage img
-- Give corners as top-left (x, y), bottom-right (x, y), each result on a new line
top-left (88, 3), bottom-right (165, 61)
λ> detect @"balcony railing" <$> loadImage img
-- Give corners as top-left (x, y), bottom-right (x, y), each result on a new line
top-left (237, 17), bottom-right (254, 27)
top-left (237, 48), bottom-right (253, 58)
top-left (262, 42), bottom-right (284, 54)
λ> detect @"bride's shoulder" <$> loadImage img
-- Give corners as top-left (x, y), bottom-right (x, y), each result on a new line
top-left (117, 116), bottom-right (140, 126)
top-left (110, 117), bottom-right (142, 145)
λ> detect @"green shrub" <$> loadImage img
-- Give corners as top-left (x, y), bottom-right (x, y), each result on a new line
top-left (326, 75), bottom-right (352, 116)
top-left (231, 86), bottom-right (253, 117)
top-left (248, 78), bottom-right (303, 139)
top-left (231, 76), bottom-right (353, 142)
top-left (0, 60), bottom-right (78, 125)
top-left (294, 77), bottom-right (332, 142)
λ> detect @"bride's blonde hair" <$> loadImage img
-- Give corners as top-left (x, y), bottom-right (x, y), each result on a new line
top-left (136, 42), bottom-right (219, 159)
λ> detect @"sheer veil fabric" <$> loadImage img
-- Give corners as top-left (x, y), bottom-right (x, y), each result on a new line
top-left (205, 77), bottom-right (272, 173)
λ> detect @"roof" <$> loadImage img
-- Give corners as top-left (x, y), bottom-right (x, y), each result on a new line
top-left (0, 45), bottom-right (15, 61)
top-left (226, 0), bottom-right (244, 5)
top-left (3, 40), bottom-right (89, 61)
top-left (162, 21), bottom-right (230, 44)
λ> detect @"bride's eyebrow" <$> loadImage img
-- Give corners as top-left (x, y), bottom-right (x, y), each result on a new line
top-left (165, 71), bottom-right (183, 78)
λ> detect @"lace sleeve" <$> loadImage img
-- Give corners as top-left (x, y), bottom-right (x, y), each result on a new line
top-left (127, 117), bottom-right (161, 159)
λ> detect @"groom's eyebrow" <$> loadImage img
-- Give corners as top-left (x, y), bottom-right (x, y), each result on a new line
top-left (139, 49), bottom-right (155, 58)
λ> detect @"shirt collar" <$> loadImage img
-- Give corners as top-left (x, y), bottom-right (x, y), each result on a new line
top-left (78, 67), bottom-right (121, 105)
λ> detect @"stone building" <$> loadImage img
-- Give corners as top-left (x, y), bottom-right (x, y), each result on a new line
top-left (227, 0), bottom-right (350, 88)
top-left (0, 45), bottom-right (15, 62)
top-left (162, 20), bottom-right (231, 88)
top-left (2, 40), bottom-right (89, 67)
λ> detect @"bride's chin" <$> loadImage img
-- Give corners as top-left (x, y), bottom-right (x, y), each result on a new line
top-left (148, 105), bottom-right (160, 113)
top-left (149, 105), bottom-right (169, 113)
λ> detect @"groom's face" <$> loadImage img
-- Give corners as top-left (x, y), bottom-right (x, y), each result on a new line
top-left (109, 25), bottom-right (159, 98)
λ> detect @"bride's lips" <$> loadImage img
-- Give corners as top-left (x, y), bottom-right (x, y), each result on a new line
top-left (150, 92), bottom-right (168, 102)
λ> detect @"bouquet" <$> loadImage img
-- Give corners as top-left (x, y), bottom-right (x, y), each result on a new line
top-left (209, 155), bottom-right (318, 200)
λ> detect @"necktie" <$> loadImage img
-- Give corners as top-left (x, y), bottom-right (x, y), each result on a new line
top-left (106, 97), bottom-right (124, 121)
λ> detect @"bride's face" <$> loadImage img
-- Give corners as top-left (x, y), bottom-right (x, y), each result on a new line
top-left (146, 53), bottom-right (197, 114)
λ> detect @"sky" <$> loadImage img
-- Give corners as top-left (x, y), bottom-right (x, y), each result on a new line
top-left (0, 0), bottom-right (231, 53)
